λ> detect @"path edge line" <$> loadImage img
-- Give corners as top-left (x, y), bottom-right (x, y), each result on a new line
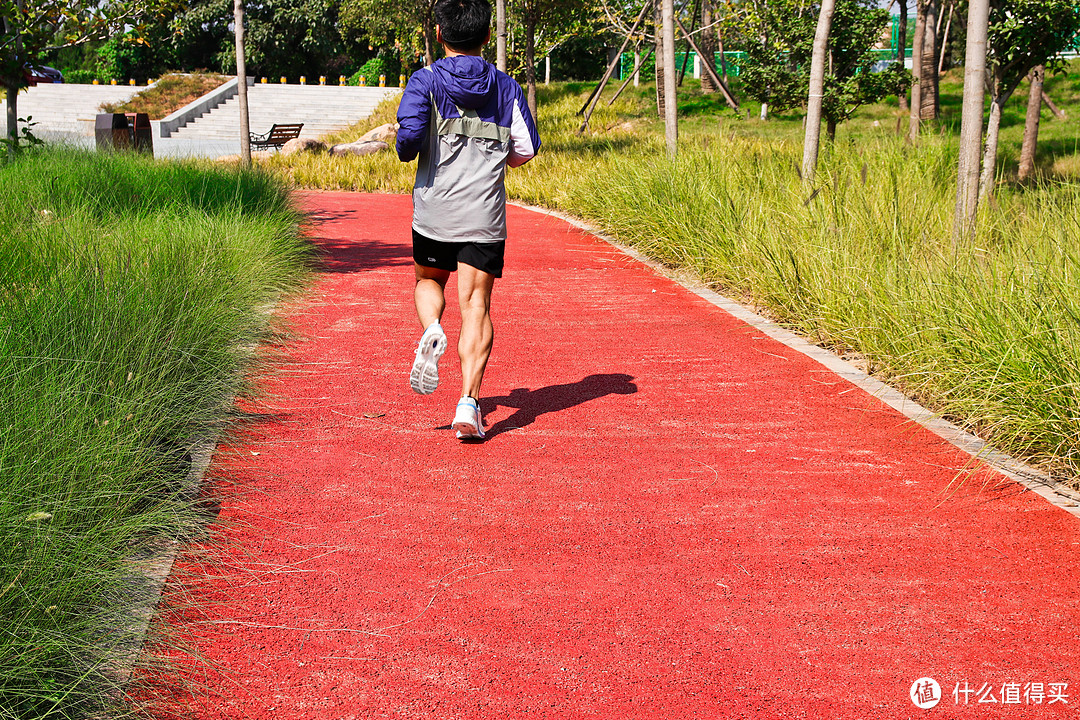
top-left (512, 202), bottom-right (1080, 520)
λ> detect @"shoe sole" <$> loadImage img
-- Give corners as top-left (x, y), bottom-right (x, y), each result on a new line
top-left (410, 328), bottom-right (446, 395)
top-left (453, 421), bottom-right (484, 440)
top-left (453, 402), bottom-right (485, 440)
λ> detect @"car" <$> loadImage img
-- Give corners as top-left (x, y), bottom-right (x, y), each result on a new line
top-left (24, 64), bottom-right (64, 85)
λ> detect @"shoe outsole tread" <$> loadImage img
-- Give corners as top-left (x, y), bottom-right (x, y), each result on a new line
top-left (410, 325), bottom-right (446, 395)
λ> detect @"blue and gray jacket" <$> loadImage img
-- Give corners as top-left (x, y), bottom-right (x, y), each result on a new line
top-left (396, 55), bottom-right (540, 243)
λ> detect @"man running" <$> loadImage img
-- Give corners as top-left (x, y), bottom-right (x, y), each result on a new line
top-left (396, 0), bottom-right (540, 440)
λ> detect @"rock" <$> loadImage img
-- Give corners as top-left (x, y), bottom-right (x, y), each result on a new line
top-left (329, 140), bottom-right (390, 157)
top-left (358, 122), bottom-right (399, 143)
top-left (281, 138), bottom-right (327, 156)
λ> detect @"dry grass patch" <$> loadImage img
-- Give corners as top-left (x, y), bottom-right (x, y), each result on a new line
top-left (101, 72), bottom-right (230, 119)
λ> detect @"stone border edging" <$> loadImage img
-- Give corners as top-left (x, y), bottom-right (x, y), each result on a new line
top-left (514, 202), bottom-right (1080, 521)
top-left (104, 438), bottom-right (217, 688)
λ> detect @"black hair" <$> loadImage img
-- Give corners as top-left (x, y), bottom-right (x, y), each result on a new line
top-left (434, 0), bottom-right (491, 52)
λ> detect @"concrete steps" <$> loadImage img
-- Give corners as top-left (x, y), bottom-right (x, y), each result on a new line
top-left (13, 82), bottom-right (400, 141)
top-left (170, 85), bottom-right (401, 140)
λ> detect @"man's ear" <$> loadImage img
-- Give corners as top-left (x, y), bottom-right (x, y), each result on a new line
top-left (435, 24), bottom-right (444, 44)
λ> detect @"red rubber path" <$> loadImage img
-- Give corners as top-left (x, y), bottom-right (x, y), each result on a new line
top-left (158, 192), bottom-right (1080, 719)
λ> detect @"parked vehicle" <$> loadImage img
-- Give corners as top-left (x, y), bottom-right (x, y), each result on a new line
top-left (24, 64), bottom-right (64, 85)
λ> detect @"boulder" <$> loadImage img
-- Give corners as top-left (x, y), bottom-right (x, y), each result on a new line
top-left (329, 140), bottom-right (390, 157)
top-left (281, 138), bottom-right (327, 156)
top-left (358, 122), bottom-right (399, 144)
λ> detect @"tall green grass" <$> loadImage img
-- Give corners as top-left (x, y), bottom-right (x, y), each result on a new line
top-left (0, 148), bottom-right (311, 718)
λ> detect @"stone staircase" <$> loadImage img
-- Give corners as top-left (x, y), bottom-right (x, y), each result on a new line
top-left (169, 84), bottom-right (401, 141)
top-left (13, 83), bottom-right (147, 134)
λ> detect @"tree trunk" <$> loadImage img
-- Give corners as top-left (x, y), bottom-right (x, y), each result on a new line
top-left (897, 0), bottom-right (908, 112)
top-left (978, 94), bottom-right (1005, 198)
top-left (655, 0), bottom-right (666, 118)
top-left (719, 35), bottom-right (728, 84)
top-left (525, 16), bottom-right (537, 120)
top-left (234, 0), bottom-right (251, 165)
top-left (662, 0), bottom-right (678, 155)
top-left (953, 0), bottom-right (989, 241)
top-left (1017, 65), bottom-right (1044, 182)
top-left (802, 0), bottom-right (837, 184)
top-left (4, 2), bottom-right (22, 156)
top-left (908, 0), bottom-right (925, 141)
top-left (700, 0), bottom-right (716, 93)
top-left (496, 0), bottom-right (507, 72)
top-left (919, 0), bottom-right (938, 120)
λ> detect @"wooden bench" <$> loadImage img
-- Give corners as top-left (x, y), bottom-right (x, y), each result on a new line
top-left (249, 123), bottom-right (304, 150)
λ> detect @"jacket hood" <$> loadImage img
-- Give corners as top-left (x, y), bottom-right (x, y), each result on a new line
top-left (431, 55), bottom-right (496, 110)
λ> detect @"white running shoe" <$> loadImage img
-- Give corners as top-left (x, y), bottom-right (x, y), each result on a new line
top-left (409, 322), bottom-right (446, 395)
top-left (452, 396), bottom-right (485, 440)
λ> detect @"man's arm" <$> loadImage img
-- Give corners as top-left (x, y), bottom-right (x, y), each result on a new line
top-left (507, 89), bottom-right (540, 168)
top-left (396, 72), bottom-right (432, 162)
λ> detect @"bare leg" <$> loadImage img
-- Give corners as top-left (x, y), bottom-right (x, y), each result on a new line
top-left (456, 262), bottom-right (495, 399)
top-left (414, 263), bottom-right (450, 329)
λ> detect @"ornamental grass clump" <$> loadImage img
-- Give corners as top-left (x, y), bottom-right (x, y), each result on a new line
top-left (0, 148), bottom-right (310, 718)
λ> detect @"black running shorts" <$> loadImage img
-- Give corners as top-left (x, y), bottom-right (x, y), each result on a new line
top-left (413, 229), bottom-right (505, 278)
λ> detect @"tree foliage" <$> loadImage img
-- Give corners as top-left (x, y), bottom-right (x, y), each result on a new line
top-left (735, 0), bottom-right (910, 136)
top-left (340, 0), bottom-right (436, 66)
top-left (1, 0), bottom-right (179, 146)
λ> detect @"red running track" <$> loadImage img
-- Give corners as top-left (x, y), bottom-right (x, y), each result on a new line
top-left (153, 191), bottom-right (1080, 719)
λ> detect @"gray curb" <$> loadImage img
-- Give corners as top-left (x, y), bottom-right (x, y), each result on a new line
top-left (514, 202), bottom-right (1080, 520)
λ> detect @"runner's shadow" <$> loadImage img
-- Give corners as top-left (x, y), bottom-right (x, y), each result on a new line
top-left (309, 238), bottom-right (413, 273)
top-left (482, 373), bottom-right (638, 438)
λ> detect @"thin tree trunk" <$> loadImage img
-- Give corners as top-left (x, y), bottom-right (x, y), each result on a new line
top-left (919, 0), bottom-right (938, 120)
top-left (662, 0), bottom-right (678, 155)
top-left (496, 0), bottom-right (507, 72)
top-left (908, 0), bottom-right (925, 141)
top-left (234, 0), bottom-right (251, 165)
top-left (1018, 65), bottom-right (1044, 182)
top-left (634, 50), bottom-right (641, 87)
top-left (5, 1), bottom-right (22, 156)
top-left (803, 0), bottom-right (837, 184)
top-left (953, 0), bottom-right (990, 241)
top-left (897, 0), bottom-right (908, 112)
top-left (655, 0), bottom-right (666, 118)
top-left (700, 0), bottom-right (716, 93)
top-left (719, 36), bottom-right (728, 84)
top-left (525, 16), bottom-right (537, 120)
top-left (978, 94), bottom-right (1005, 197)
top-left (4, 81), bottom-right (16, 157)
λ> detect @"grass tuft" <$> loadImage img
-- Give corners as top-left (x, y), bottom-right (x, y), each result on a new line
top-left (0, 147), bottom-right (311, 718)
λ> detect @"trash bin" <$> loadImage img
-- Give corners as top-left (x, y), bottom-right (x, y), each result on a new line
top-left (95, 113), bottom-right (131, 152)
top-left (95, 113), bottom-right (153, 156)
top-left (126, 112), bottom-right (153, 156)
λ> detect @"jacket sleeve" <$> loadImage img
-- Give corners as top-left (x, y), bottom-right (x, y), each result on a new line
top-left (507, 87), bottom-right (540, 168)
top-left (396, 72), bottom-right (432, 162)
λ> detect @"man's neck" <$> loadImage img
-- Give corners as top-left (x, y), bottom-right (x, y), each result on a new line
top-left (441, 44), bottom-right (483, 59)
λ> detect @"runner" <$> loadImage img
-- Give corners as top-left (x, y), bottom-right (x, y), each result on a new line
top-left (396, 0), bottom-right (540, 440)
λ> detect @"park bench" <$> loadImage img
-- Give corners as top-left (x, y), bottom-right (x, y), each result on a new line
top-left (250, 123), bottom-right (303, 150)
